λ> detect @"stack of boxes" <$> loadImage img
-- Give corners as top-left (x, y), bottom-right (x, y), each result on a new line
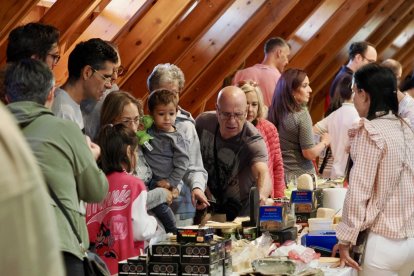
top-left (118, 226), bottom-right (232, 275)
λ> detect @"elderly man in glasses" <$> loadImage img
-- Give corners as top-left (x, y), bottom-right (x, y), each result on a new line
top-left (51, 38), bottom-right (118, 133)
top-left (195, 86), bottom-right (272, 221)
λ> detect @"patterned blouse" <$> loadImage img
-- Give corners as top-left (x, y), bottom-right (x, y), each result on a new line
top-left (336, 114), bottom-right (414, 244)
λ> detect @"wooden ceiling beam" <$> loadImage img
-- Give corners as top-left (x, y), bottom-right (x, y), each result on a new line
top-left (243, 0), bottom-right (324, 67)
top-left (0, 0), bottom-right (39, 64)
top-left (39, 0), bottom-right (106, 53)
top-left (367, 0), bottom-right (414, 45)
top-left (289, 0), bottom-right (385, 79)
top-left (179, 0), bottom-right (301, 115)
top-left (120, 0), bottom-right (236, 98)
top-left (304, 0), bottom-right (405, 121)
top-left (0, 0), bottom-right (39, 48)
top-left (116, 0), bottom-right (195, 87)
top-left (375, 8), bottom-right (414, 55)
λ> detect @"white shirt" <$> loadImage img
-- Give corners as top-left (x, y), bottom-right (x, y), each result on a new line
top-left (314, 103), bottom-right (360, 178)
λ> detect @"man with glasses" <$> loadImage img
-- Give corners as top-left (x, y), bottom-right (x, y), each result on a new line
top-left (3, 22), bottom-right (60, 104)
top-left (52, 38), bottom-right (118, 132)
top-left (81, 42), bottom-right (125, 140)
top-left (329, 41), bottom-right (377, 103)
top-left (195, 86), bottom-right (272, 221)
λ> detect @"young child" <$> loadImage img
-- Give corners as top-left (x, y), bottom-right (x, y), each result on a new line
top-left (143, 89), bottom-right (189, 233)
top-left (86, 124), bottom-right (158, 275)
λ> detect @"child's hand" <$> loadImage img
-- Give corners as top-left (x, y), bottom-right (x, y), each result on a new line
top-left (171, 187), bottom-right (179, 199)
top-left (156, 179), bottom-right (171, 189)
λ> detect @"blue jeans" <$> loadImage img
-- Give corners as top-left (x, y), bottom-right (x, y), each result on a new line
top-left (149, 179), bottom-right (177, 233)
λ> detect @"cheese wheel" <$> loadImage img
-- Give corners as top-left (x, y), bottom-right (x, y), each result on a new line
top-left (297, 174), bottom-right (313, 191)
top-left (317, 207), bottom-right (336, 219)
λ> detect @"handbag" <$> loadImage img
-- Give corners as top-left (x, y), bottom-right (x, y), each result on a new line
top-left (48, 186), bottom-right (110, 276)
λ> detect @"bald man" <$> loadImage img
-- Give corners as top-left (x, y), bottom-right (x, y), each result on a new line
top-left (195, 86), bottom-right (271, 221)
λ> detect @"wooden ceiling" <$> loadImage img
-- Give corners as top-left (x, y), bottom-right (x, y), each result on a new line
top-left (1, 0), bottom-right (413, 121)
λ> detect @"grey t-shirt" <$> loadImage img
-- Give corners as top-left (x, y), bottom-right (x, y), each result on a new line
top-left (52, 88), bottom-right (84, 130)
top-left (277, 108), bottom-right (315, 180)
top-left (195, 112), bottom-right (268, 216)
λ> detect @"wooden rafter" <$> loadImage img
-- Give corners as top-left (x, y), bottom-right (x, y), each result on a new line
top-left (116, 0), bottom-right (195, 87)
top-left (179, 0), bottom-right (301, 115)
top-left (120, 0), bottom-right (236, 99)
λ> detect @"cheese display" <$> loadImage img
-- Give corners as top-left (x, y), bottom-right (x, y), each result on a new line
top-left (297, 174), bottom-right (314, 191)
top-left (316, 208), bottom-right (336, 219)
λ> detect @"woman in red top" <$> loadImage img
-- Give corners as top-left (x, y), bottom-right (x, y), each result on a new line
top-left (237, 80), bottom-right (285, 198)
top-left (86, 124), bottom-right (158, 275)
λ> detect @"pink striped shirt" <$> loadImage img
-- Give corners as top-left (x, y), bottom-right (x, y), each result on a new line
top-left (336, 114), bottom-right (414, 244)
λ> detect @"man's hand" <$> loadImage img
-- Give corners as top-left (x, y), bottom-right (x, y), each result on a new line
top-left (331, 243), bottom-right (362, 271)
top-left (192, 188), bottom-right (209, 210)
top-left (85, 135), bottom-right (100, 160)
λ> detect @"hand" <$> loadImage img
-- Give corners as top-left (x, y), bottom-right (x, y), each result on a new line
top-left (259, 193), bottom-right (268, 206)
top-left (332, 243), bottom-right (362, 271)
top-left (161, 188), bottom-right (173, 205)
top-left (85, 135), bottom-right (100, 160)
top-left (321, 132), bottom-right (330, 147)
top-left (156, 179), bottom-right (171, 189)
top-left (171, 187), bottom-right (179, 199)
top-left (191, 188), bottom-right (209, 210)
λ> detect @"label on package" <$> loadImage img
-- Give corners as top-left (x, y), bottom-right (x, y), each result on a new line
top-left (291, 190), bottom-right (313, 203)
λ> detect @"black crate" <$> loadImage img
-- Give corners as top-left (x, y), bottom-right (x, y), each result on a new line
top-left (148, 262), bottom-right (179, 276)
top-left (181, 260), bottom-right (223, 276)
top-left (150, 242), bottom-right (181, 263)
top-left (181, 242), bottom-right (219, 264)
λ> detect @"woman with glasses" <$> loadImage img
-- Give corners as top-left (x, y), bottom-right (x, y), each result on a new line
top-left (100, 90), bottom-right (173, 211)
top-left (268, 69), bottom-right (330, 182)
top-left (237, 80), bottom-right (285, 198)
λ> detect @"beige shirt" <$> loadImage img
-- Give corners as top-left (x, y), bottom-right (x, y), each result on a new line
top-left (0, 104), bottom-right (64, 275)
top-left (337, 114), bottom-right (414, 244)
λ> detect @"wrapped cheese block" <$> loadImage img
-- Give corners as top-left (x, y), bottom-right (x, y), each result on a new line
top-left (316, 207), bottom-right (336, 219)
top-left (297, 174), bottom-right (314, 191)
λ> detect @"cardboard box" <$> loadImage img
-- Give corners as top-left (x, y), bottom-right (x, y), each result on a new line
top-left (181, 260), bottom-right (223, 276)
top-left (177, 226), bottom-right (214, 243)
top-left (148, 262), bottom-right (179, 276)
top-left (118, 256), bottom-right (147, 275)
top-left (181, 242), bottom-right (219, 264)
top-left (150, 242), bottom-right (181, 263)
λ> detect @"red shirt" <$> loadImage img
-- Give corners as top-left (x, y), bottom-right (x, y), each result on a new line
top-left (86, 171), bottom-right (146, 274)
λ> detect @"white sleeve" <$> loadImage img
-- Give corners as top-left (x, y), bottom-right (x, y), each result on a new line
top-left (131, 191), bottom-right (158, 241)
top-left (314, 116), bottom-right (329, 134)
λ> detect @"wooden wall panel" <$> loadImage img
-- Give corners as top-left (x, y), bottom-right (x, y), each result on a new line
top-left (121, 0), bottom-right (235, 99)
top-left (179, 0), bottom-right (300, 115)
top-left (117, 0), bottom-right (194, 86)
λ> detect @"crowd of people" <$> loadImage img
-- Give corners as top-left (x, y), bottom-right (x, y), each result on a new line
top-left (1, 22), bottom-right (413, 276)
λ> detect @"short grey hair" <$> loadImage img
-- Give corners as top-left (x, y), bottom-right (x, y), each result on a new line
top-left (5, 59), bottom-right (55, 105)
top-left (147, 63), bottom-right (185, 93)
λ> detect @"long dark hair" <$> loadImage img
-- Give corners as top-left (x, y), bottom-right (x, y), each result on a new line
top-left (325, 75), bottom-right (353, 117)
top-left (268, 68), bottom-right (307, 128)
top-left (97, 124), bottom-right (138, 174)
top-left (354, 63), bottom-right (398, 120)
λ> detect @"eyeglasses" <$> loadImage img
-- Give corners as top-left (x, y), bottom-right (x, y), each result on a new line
top-left (119, 117), bottom-right (140, 126)
top-left (218, 110), bottom-right (246, 121)
top-left (47, 53), bottom-right (60, 63)
top-left (114, 65), bottom-right (126, 77)
top-left (91, 67), bottom-right (112, 85)
top-left (361, 54), bottom-right (375, 63)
